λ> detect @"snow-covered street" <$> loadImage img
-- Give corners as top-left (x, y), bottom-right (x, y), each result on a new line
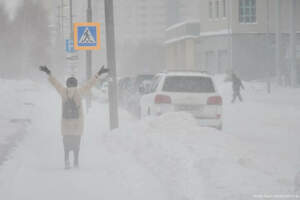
top-left (0, 79), bottom-right (299, 199)
top-left (0, 0), bottom-right (300, 199)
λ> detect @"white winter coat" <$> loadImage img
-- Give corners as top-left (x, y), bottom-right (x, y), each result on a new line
top-left (48, 75), bottom-right (99, 136)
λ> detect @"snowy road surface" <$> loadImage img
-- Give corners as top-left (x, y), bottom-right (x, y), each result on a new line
top-left (0, 79), bottom-right (300, 199)
top-left (0, 80), bottom-right (35, 165)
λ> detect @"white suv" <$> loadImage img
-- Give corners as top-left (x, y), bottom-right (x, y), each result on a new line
top-left (140, 71), bottom-right (223, 130)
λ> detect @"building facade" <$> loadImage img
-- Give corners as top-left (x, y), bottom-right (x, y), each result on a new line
top-left (199, 0), bottom-right (300, 81)
top-left (166, 0), bottom-right (300, 81)
top-left (165, 21), bottom-right (200, 70)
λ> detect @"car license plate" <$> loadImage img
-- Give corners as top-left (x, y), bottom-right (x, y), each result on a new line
top-left (176, 104), bottom-right (203, 112)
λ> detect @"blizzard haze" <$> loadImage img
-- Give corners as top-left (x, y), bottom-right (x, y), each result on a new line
top-left (0, 0), bottom-right (300, 199)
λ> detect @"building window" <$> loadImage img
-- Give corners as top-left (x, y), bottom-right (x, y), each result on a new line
top-left (239, 0), bottom-right (256, 23)
top-left (222, 0), bottom-right (226, 18)
top-left (209, 1), bottom-right (213, 19)
top-left (215, 0), bottom-right (219, 18)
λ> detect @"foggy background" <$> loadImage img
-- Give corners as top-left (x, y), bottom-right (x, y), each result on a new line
top-left (0, 0), bottom-right (299, 84)
top-left (1, 1), bottom-right (300, 199)
top-left (0, 0), bottom-right (211, 80)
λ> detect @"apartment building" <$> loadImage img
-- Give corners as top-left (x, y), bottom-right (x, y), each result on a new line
top-left (201, 0), bottom-right (300, 80)
top-left (165, 21), bottom-right (200, 69)
top-left (116, 0), bottom-right (200, 43)
top-left (166, 0), bottom-right (300, 81)
top-left (166, 0), bottom-right (200, 26)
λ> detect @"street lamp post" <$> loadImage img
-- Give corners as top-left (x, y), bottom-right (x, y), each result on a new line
top-left (290, 0), bottom-right (297, 87)
top-left (104, 0), bottom-right (119, 130)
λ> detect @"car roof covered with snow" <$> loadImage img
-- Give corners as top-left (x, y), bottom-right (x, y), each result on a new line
top-left (159, 70), bottom-right (212, 78)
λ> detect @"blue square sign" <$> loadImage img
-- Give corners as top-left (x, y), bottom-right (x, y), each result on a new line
top-left (66, 39), bottom-right (75, 53)
top-left (74, 22), bottom-right (100, 50)
top-left (77, 26), bottom-right (97, 47)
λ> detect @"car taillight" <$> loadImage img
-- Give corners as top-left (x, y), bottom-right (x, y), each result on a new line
top-left (155, 94), bottom-right (172, 104)
top-left (207, 96), bottom-right (223, 105)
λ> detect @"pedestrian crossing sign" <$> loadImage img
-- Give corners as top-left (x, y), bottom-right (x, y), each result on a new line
top-left (74, 22), bottom-right (100, 50)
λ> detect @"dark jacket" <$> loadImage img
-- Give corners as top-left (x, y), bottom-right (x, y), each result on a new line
top-left (232, 75), bottom-right (244, 92)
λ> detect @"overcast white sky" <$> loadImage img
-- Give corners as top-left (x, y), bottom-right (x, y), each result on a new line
top-left (1, 0), bottom-right (21, 18)
top-left (1, 0), bottom-right (55, 19)
top-left (1, 0), bottom-right (20, 10)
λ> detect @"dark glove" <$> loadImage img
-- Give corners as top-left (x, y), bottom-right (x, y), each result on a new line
top-left (39, 66), bottom-right (51, 75)
top-left (97, 65), bottom-right (109, 76)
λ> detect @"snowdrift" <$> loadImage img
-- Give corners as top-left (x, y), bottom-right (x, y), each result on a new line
top-left (100, 111), bottom-right (283, 199)
top-left (0, 79), bottom-right (37, 164)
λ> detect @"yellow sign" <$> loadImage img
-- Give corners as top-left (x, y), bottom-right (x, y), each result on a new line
top-left (74, 22), bottom-right (100, 50)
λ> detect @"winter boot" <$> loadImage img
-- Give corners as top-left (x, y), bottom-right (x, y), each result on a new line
top-left (73, 162), bottom-right (79, 168)
top-left (65, 160), bottom-right (71, 170)
top-left (73, 149), bottom-right (79, 168)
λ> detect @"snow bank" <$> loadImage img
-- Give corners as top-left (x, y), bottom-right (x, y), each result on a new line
top-left (214, 74), bottom-right (300, 195)
top-left (0, 79), bottom-right (38, 120)
top-left (100, 111), bottom-right (281, 199)
top-left (0, 78), bottom-right (39, 167)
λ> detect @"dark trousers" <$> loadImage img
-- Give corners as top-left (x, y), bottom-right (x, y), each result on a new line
top-left (232, 91), bottom-right (243, 103)
top-left (63, 136), bottom-right (81, 165)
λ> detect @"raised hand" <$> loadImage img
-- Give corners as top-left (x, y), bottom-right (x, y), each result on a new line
top-left (39, 66), bottom-right (51, 75)
top-left (97, 65), bottom-right (109, 76)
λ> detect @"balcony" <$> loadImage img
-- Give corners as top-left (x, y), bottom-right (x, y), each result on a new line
top-left (165, 20), bottom-right (200, 44)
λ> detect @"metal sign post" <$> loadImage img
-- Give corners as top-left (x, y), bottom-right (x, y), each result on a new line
top-left (86, 0), bottom-right (93, 109)
top-left (69, 0), bottom-right (75, 76)
top-left (104, 0), bottom-right (119, 130)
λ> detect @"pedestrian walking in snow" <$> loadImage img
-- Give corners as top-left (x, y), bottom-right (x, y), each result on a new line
top-left (40, 65), bottom-right (108, 169)
top-left (231, 73), bottom-right (244, 103)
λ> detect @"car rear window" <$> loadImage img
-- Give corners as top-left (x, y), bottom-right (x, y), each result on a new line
top-left (162, 76), bottom-right (215, 93)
